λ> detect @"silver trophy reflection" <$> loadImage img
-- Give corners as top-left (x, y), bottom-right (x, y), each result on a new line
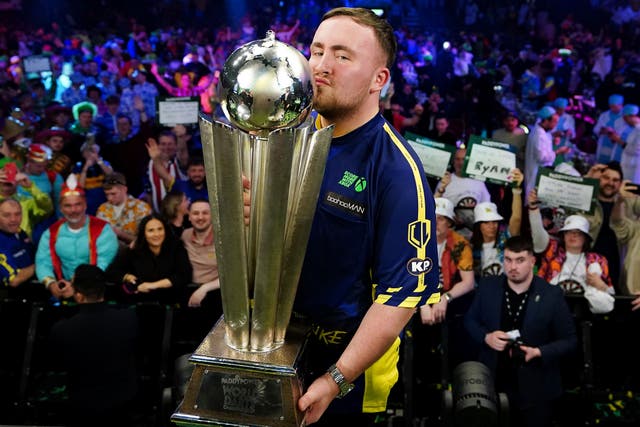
top-left (172, 32), bottom-right (333, 427)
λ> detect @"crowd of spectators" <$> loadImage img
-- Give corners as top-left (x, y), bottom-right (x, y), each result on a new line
top-left (1, 0), bottom-right (640, 422)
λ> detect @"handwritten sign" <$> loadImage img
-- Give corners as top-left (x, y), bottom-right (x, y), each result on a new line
top-left (157, 97), bottom-right (199, 125)
top-left (23, 55), bottom-right (51, 74)
top-left (462, 135), bottom-right (516, 185)
top-left (405, 132), bottom-right (456, 178)
top-left (536, 169), bottom-right (599, 214)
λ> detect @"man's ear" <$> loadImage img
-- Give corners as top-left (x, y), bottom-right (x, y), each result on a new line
top-left (73, 290), bottom-right (85, 304)
top-left (371, 67), bottom-right (390, 93)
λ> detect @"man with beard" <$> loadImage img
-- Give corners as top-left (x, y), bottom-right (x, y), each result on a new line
top-left (465, 236), bottom-right (577, 427)
top-left (294, 8), bottom-right (440, 425)
top-left (35, 175), bottom-right (118, 300)
top-left (584, 161), bottom-right (640, 292)
top-left (173, 157), bottom-right (208, 202)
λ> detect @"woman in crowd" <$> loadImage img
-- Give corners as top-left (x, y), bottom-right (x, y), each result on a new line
top-left (160, 190), bottom-right (190, 238)
top-left (108, 214), bottom-right (191, 305)
top-left (528, 189), bottom-right (615, 314)
top-left (470, 169), bottom-right (523, 279)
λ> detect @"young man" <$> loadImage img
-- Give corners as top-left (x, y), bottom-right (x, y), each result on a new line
top-left (295, 8), bottom-right (439, 425)
top-left (465, 236), bottom-right (577, 427)
top-left (97, 172), bottom-right (151, 246)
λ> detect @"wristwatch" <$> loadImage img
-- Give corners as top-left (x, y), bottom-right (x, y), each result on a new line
top-left (443, 292), bottom-right (453, 302)
top-left (327, 364), bottom-right (354, 399)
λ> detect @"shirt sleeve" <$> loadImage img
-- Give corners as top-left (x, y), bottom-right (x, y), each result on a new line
top-left (371, 140), bottom-right (440, 308)
top-left (35, 229), bottom-right (55, 281)
top-left (95, 224), bottom-right (119, 271)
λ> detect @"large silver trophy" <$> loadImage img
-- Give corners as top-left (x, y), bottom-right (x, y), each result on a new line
top-left (172, 32), bottom-right (333, 427)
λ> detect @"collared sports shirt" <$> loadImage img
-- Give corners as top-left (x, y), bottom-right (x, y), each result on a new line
top-left (295, 113), bottom-right (440, 331)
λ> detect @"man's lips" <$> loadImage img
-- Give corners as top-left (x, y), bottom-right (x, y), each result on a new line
top-left (314, 77), bottom-right (330, 86)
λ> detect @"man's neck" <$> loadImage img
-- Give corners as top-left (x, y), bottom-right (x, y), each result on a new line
top-left (194, 225), bottom-right (213, 239)
top-left (507, 275), bottom-right (533, 294)
top-left (319, 102), bottom-right (379, 138)
top-left (68, 216), bottom-right (87, 230)
top-left (598, 194), bottom-right (614, 203)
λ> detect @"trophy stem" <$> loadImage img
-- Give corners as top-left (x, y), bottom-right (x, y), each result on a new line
top-left (250, 130), bottom-right (296, 351)
top-left (274, 126), bottom-right (333, 343)
top-left (203, 117), bottom-right (251, 350)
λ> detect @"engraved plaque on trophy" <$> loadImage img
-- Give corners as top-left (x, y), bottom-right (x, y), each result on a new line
top-left (171, 31), bottom-right (333, 427)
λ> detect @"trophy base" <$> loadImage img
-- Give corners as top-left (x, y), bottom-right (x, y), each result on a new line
top-left (172, 318), bottom-right (309, 427)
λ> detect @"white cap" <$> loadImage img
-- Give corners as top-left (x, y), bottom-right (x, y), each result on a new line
top-left (559, 215), bottom-right (590, 235)
top-left (473, 202), bottom-right (504, 223)
top-left (435, 197), bottom-right (455, 221)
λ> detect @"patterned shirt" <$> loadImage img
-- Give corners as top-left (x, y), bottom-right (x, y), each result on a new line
top-left (439, 229), bottom-right (473, 291)
top-left (132, 82), bottom-right (158, 118)
top-left (96, 195), bottom-right (151, 238)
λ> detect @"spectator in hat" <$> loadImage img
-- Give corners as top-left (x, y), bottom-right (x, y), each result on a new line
top-left (44, 104), bottom-right (73, 130)
top-left (470, 175), bottom-right (523, 279)
top-left (96, 172), bottom-right (151, 246)
top-left (0, 162), bottom-right (53, 237)
top-left (609, 104), bottom-right (639, 161)
top-left (20, 143), bottom-right (63, 218)
top-left (529, 189), bottom-right (614, 314)
top-left (551, 97), bottom-right (575, 166)
top-left (594, 94), bottom-right (624, 164)
top-left (612, 104), bottom-right (640, 183)
top-left (492, 110), bottom-right (527, 171)
top-left (524, 106), bottom-right (567, 199)
top-left (69, 101), bottom-right (99, 137)
top-left (37, 127), bottom-right (73, 178)
top-left (35, 175), bottom-right (118, 300)
top-left (73, 141), bottom-right (113, 215)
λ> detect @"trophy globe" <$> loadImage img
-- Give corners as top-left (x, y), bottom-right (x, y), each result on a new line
top-left (219, 30), bottom-right (313, 133)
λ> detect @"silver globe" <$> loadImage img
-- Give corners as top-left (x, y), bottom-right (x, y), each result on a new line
top-left (219, 31), bottom-right (313, 133)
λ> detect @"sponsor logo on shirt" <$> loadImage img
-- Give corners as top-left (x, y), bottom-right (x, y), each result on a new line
top-left (325, 191), bottom-right (366, 218)
top-left (338, 170), bottom-right (367, 192)
top-left (406, 257), bottom-right (434, 276)
top-left (407, 219), bottom-right (431, 250)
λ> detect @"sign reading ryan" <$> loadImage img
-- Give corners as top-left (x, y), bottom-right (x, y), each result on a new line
top-left (462, 135), bottom-right (517, 186)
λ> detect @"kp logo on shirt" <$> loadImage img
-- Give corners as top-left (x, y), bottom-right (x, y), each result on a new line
top-left (406, 257), bottom-right (434, 276)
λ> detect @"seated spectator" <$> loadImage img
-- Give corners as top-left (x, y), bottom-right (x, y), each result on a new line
top-left (36, 176), bottom-right (118, 300)
top-left (529, 190), bottom-right (615, 314)
top-left (94, 94), bottom-right (122, 143)
top-left (551, 97), bottom-right (576, 166)
top-left (492, 110), bottom-right (527, 171)
top-left (73, 141), bottom-right (113, 215)
top-left (181, 200), bottom-right (219, 309)
top-left (608, 104), bottom-right (638, 165)
top-left (470, 175), bottom-right (523, 279)
top-left (161, 190), bottom-right (190, 239)
top-left (108, 214), bottom-right (191, 305)
top-left (48, 264), bottom-right (138, 427)
top-left (618, 106), bottom-right (640, 183)
top-left (173, 157), bottom-right (208, 202)
top-left (0, 198), bottom-right (45, 300)
top-left (0, 163), bottom-right (53, 237)
top-left (96, 172), bottom-right (151, 247)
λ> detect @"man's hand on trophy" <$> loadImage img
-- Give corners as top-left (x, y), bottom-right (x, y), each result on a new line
top-left (298, 373), bottom-right (340, 425)
top-left (242, 175), bottom-right (251, 225)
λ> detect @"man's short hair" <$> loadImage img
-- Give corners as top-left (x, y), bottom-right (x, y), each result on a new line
top-left (604, 161), bottom-right (624, 181)
top-left (189, 199), bottom-right (210, 210)
top-left (158, 129), bottom-right (177, 142)
top-left (188, 156), bottom-right (204, 168)
top-left (105, 94), bottom-right (121, 105)
top-left (73, 264), bottom-right (106, 300)
top-left (321, 7), bottom-right (397, 69)
top-left (0, 198), bottom-right (21, 210)
top-left (504, 235), bottom-right (534, 255)
top-left (103, 172), bottom-right (127, 190)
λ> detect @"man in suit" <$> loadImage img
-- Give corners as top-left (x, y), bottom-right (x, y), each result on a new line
top-left (49, 264), bottom-right (138, 426)
top-left (464, 236), bottom-right (577, 427)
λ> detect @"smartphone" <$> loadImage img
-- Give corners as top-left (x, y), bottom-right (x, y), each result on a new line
top-left (628, 182), bottom-right (640, 196)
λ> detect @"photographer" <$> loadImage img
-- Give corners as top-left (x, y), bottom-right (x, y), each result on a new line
top-left (464, 236), bottom-right (577, 427)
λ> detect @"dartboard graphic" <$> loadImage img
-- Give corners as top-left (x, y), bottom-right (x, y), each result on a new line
top-left (558, 280), bottom-right (583, 294)
top-left (482, 263), bottom-right (503, 277)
